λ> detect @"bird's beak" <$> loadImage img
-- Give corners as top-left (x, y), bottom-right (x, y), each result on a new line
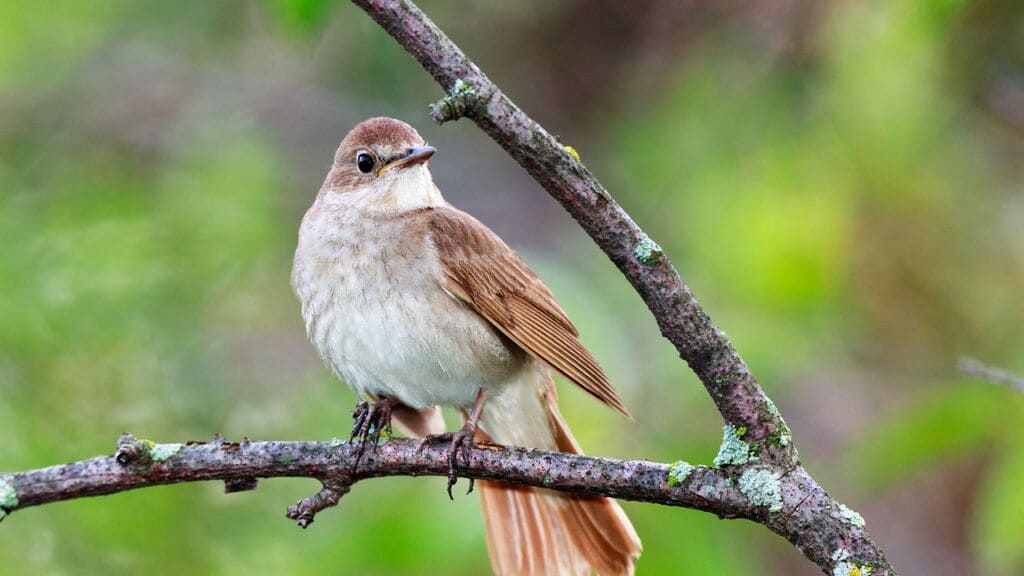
top-left (379, 145), bottom-right (437, 174)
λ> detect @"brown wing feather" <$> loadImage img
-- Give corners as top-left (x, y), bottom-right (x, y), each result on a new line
top-left (427, 206), bottom-right (629, 416)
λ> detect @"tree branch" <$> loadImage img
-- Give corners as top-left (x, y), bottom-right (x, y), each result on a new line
top-left (1, 2), bottom-right (898, 575)
top-left (4, 434), bottom-right (745, 524)
top-left (959, 357), bottom-right (1024, 394)
top-left (347, 1), bottom-right (896, 573)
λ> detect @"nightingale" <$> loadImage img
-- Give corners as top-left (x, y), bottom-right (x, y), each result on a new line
top-left (292, 117), bottom-right (641, 575)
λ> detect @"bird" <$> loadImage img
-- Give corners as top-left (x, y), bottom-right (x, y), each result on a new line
top-left (291, 117), bottom-right (641, 575)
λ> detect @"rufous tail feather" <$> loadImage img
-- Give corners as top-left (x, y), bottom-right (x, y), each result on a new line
top-left (477, 375), bottom-right (641, 575)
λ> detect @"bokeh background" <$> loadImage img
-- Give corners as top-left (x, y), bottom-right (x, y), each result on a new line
top-left (2, 0), bottom-right (1023, 574)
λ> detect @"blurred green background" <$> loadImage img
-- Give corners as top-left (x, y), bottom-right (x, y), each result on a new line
top-left (2, 0), bottom-right (1023, 574)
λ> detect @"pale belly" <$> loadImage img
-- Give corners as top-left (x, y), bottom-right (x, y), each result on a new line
top-left (292, 215), bottom-right (524, 410)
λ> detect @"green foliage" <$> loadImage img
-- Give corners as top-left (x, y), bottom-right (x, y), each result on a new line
top-left (273, 0), bottom-right (336, 35)
top-left (846, 385), bottom-right (1011, 491)
top-left (974, 426), bottom-right (1024, 576)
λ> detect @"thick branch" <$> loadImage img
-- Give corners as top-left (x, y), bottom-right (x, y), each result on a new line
top-left (348, 1), bottom-right (896, 574)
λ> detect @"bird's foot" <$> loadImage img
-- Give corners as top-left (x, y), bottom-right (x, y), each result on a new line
top-left (425, 420), bottom-right (478, 500)
top-left (349, 397), bottom-right (397, 466)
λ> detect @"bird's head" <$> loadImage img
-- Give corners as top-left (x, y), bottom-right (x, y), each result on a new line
top-left (322, 117), bottom-right (439, 211)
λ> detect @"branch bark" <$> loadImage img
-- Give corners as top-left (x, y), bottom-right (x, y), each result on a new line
top-left (5, 435), bottom-right (747, 522)
top-left (0, 1), bottom-right (898, 575)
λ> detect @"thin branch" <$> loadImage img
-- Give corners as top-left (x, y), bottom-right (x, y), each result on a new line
top-left (348, 1), bottom-right (896, 573)
top-left (3, 434), bottom-right (744, 524)
top-left (959, 357), bottom-right (1024, 394)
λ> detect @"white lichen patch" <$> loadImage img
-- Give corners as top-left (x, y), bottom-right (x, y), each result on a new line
top-left (779, 431), bottom-right (792, 447)
top-left (328, 437), bottom-right (346, 448)
top-left (837, 503), bottom-right (866, 529)
top-left (151, 443), bottom-right (184, 462)
top-left (831, 549), bottom-right (872, 576)
top-left (738, 468), bottom-right (783, 512)
top-left (667, 460), bottom-right (694, 487)
top-left (713, 424), bottom-right (756, 467)
top-left (450, 78), bottom-right (476, 97)
top-left (702, 485), bottom-right (715, 495)
top-left (0, 476), bottom-right (17, 519)
top-left (634, 237), bottom-right (663, 264)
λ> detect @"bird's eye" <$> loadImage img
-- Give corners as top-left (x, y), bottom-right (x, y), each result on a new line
top-left (356, 153), bottom-right (375, 174)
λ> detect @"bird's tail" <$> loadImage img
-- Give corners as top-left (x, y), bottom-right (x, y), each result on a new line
top-left (476, 369), bottom-right (641, 576)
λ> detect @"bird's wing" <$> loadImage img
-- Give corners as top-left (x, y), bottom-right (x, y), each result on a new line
top-left (426, 206), bottom-right (629, 416)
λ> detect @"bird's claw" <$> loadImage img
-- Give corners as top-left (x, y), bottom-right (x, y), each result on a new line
top-left (426, 422), bottom-right (477, 500)
top-left (349, 398), bottom-right (396, 468)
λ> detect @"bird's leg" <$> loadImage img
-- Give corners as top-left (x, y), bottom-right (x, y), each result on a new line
top-left (349, 396), bottom-right (399, 467)
top-left (426, 387), bottom-right (487, 500)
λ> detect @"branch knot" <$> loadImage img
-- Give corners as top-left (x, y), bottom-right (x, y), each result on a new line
top-left (115, 433), bottom-right (152, 467)
top-left (429, 79), bottom-right (480, 124)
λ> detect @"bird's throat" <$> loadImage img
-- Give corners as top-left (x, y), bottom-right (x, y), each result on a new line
top-left (376, 168), bottom-right (444, 213)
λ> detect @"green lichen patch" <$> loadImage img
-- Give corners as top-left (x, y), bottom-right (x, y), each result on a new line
top-left (702, 484), bottom-right (715, 495)
top-left (760, 398), bottom-right (796, 452)
top-left (713, 425), bottom-right (757, 467)
top-left (667, 460), bottom-right (694, 487)
top-left (431, 78), bottom-right (480, 121)
top-left (151, 443), bottom-right (184, 462)
top-left (276, 452), bottom-right (294, 465)
top-left (738, 468), bottom-right (782, 512)
top-left (132, 438), bottom-right (155, 461)
top-left (831, 549), bottom-right (872, 576)
top-left (837, 503), bottom-right (866, 529)
top-left (0, 477), bottom-right (17, 519)
top-left (634, 237), bottom-right (663, 264)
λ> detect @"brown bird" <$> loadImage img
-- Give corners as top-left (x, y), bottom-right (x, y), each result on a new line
top-left (291, 117), bottom-right (641, 575)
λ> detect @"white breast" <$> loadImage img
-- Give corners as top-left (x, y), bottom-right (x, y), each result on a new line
top-left (291, 203), bottom-right (522, 411)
